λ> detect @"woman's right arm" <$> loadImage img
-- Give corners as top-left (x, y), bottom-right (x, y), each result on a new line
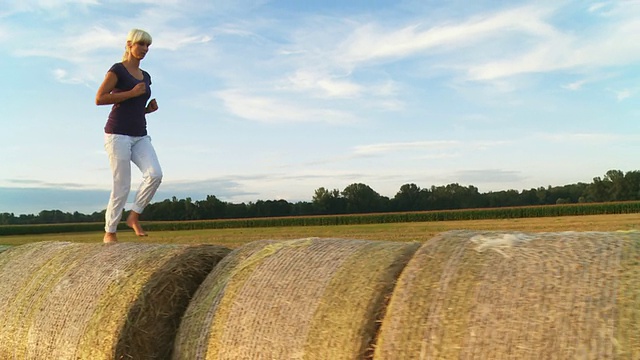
top-left (95, 72), bottom-right (146, 106)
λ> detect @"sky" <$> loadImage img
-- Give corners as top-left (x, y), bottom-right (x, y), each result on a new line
top-left (1, 0), bottom-right (640, 216)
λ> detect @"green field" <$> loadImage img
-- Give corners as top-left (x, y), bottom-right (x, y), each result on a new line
top-left (2, 213), bottom-right (639, 248)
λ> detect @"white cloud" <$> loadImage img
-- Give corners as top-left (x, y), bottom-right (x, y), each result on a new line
top-left (417, 153), bottom-right (460, 160)
top-left (352, 139), bottom-right (512, 157)
top-left (466, 5), bottom-right (640, 81)
top-left (561, 72), bottom-right (620, 92)
top-left (588, 2), bottom-right (610, 13)
top-left (52, 68), bottom-right (85, 84)
top-left (370, 79), bottom-right (400, 97)
top-left (286, 69), bottom-right (363, 98)
top-left (536, 132), bottom-right (622, 143)
top-left (613, 89), bottom-right (632, 101)
top-left (353, 140), bottom-right (460, 156)
top-left (334, 5), bottom-right (556, 67)
top-left (472, 140), bottom-right (513, 151)
top-left (13, 26), bottom-right (121, 60)
top-left (271, 4), bottom-right (566, 97)
top-left (154, 32), bottom-right (213, 51)
top-left (466, 36), bottom-right (575, 81)
top-left (216, 89), bottom-right (358, 124)
top-left (562, 80), bottom-right (587, 91)
top-left (270, 2), bottom-right (640, 91)
top-left (371, 99), bottom-right (405, 111)
top-left (0, 0), bottom-right (99, 20)
top-left (38, 0), bottom-right (98, 6)
top-left (4, 0), bottom-right (98, 11)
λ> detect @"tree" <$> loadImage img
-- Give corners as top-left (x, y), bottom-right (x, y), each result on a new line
top-left (585, 176), bottom-right (611, 202)
top-left (38, 210), bottom-right (70, 223)
top-left (427, 183), bottom-right (482, 209)
top-left (0, 213), bottom-right (15, 225)
top-left (604, 169), bottom-right (626, 201)
top-left (312, 187), bottom-right (344, 214)
top-left (545, 183), bottom-right (588, 204)
top-left (341, 183), bottom-right (384, 213)
top-left (393, 183), bottom-right (422, 211)
top-left (624, 170), bottom-right (640, 200)
top-left (519, 188), bottom-right (540, 206)
top-left (252, 199), bottom-right (292, 217)
top-left (196, 195), bottom-right (227, 219)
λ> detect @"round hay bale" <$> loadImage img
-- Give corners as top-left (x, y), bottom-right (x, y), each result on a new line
top-left (173, 238), bottom-right (420, 359)
top-left (0, 241), bottom-right (230, 359)
top-left (373, 230), bottom-right (640, 359)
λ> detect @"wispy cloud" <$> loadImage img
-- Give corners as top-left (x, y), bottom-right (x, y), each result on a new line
top-left (472, 140), bottom-right (514, 151)
top-left (353, 140), bottom-right (460, 156)
top-left (352, 139), bottom-right (511, 157)
top-left (535, 132), bottom-right (626, 144)
top-left (285, 69), bottom-right (363, 98)
top-left (273, 2), bottom-right (637, 97)
top-left (562, 80), bottom-right (587, 91)
top-left (13, 26), bottom-right (120, 61)
top-left (561, 72), bottom-right (619, 92)
top-left (2, 0), bottom-right (99, 13)
top-left (152, 28), bottom-right (214, 51)
top-left (52, 68), bottom-right (86, 85)
top-left (7, 1), bottom-right (640, 90)
top-left (278, 2), bottom-right (634, 88)
top-left (588, 2), bottom-right (609, 13)
top-left (6, 179), bottom-right (93, 189)
top-left (613, 89), bottom-right (632, 101)
top-left (416, 153), bottom-right (460, 160)
top-left (587, 0), bottom-right (616, 15)
top-left (0, 24), bottom-right (7, 42)
top-left (216, 89), bottom-right (358, 124)
top-left (270, 4), bottom-right (559, 101)
top-left (466, 3), bottom-right (640, 81)
top-left (335, 5), bottom-right (556, 67)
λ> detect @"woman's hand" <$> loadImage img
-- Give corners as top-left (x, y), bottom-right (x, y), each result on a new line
top-left (146, 98), bottom-right (158, 114)
top-left (131, 82), bottom-right (147, 97)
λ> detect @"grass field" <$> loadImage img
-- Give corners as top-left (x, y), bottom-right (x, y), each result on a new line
top-left (1, 213), bottom-right (639, 248)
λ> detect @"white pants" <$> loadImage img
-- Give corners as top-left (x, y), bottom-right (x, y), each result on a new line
top-left (104, 134), bottom-right (163, 233)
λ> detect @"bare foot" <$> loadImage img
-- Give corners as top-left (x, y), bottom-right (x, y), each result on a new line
top-left (126, 211), bottom-right (148, 236)
top-left (103, 232), bottom-right (118, 244)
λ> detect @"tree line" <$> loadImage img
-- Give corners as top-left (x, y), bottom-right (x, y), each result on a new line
top-left (1, 169), bottom-right (639, 225)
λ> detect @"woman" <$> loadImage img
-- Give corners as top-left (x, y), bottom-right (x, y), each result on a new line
top-left (95, 28), bottom-right (163, 244)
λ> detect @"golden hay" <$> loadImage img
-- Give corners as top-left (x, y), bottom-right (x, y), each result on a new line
top-left (0, 241), bottom-right (230, 359)
top-left (173, 238), bottom-right (420, 359)
top-left (373, 230), bottom-right (640, 359)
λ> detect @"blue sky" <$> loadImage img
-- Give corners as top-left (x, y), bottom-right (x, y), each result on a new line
top-left (1, 0), bottom-right (639, 215)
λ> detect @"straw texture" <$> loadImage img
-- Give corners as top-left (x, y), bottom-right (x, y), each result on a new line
top-left (173, 238), bottom-right (420, 360)
top-left (0, 241), bottom-right (230, 360)
top-left (373, 230), bottom-right (640, 359)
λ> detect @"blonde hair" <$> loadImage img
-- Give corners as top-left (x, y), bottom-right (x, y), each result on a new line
top-left (122, 29), bottom-right (152, 61)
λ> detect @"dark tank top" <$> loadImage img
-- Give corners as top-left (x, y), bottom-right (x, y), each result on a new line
top-left (103, 62), bottom-right (151, 136)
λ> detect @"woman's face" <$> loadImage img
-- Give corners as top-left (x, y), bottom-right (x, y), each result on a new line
top-left (129, 41), bottom-right (150, 60)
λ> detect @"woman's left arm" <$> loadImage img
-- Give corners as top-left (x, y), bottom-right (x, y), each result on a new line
top-left (145, 98), bottom-right (158, 114)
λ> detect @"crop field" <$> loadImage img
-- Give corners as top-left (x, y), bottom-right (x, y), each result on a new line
top-left (1, 213), bottom-right (639, 248)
